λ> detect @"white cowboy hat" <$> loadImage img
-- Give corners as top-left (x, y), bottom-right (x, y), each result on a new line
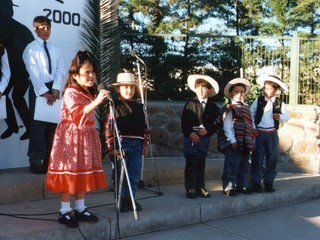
top-left (187, 74), bottom-right (219, 97)
top-left (112, 73), bottom-right (139, 87)
top-left (256, 74), bottom-right (288, 92)
top-left (223, 78), bottom-right (251, 98)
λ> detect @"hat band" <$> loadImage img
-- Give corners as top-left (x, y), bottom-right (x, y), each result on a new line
top-left (267, 75), bottom-right (281, 81)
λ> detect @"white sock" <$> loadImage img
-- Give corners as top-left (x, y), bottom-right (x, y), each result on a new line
top-left (74, 199), bottom-right (86, 213)
top-left (60, 201), bottom-right (72, 214)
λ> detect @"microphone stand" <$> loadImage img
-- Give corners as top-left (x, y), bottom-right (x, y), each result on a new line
top-left (136, 59), bottom-right (145, 189)
top-left (136, 59), bottom-right (145, 105)
top-left (108, 97), bottom-right (139, 223)
top-left (135, 58), bottom-right (163, 196)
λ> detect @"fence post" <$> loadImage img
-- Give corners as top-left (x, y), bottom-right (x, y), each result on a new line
top-left (289, 32), bottom-right (299, 105)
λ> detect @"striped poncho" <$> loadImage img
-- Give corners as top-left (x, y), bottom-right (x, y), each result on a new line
top-left (218, 103), bottom-right (256, 153)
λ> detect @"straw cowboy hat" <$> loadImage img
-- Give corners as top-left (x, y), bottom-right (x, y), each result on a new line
top-left (187, 74), bottom-right (219, 97)
top-left (112, 73), bottom-right (139, 87)
top-left (223, 78), bottom-right (251, 98)
top-left (256, 74), bottom-right (288, 92)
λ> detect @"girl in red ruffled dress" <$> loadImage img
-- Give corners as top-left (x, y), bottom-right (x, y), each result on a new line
top-left (46, 50), bottom-right (109, 228)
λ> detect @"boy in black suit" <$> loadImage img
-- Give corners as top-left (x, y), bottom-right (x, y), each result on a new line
top-left (181, 75), bottom-right (221, 199)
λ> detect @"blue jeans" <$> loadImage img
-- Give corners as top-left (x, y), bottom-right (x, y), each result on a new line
top-left (251, 131), bottom-right (279, 185)
top-left (221, 147), bottom-right (250, 191)
top-left (112, 138), bottom-right (143, 197)
top-left (28, 83), bottom-right (57, 166)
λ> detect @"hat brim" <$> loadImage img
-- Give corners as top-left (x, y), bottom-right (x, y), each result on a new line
top-left (187, 75), bottom-right (219, 97)
top-left (257, 74), bottom-right (288, 92)
top-left (224, 78), bottom-right (251, 98)
top-left (111, 82), bottom-right (140, 87)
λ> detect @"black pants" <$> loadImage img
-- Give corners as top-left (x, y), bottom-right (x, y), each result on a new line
top-left (3, 75), bottom-right (30, 132)
top-left (184, 155), bottom-right (206, 190)
top-left (28, 83), bottom-right (56, 166)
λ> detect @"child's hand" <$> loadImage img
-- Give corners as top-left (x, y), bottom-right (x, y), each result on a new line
top-left (190, 132), bottom-right (200, 144)
top-left (231, 142), bottom-right (238, 149)
top-left (84, 89), bottom-right (110, 115)
top-left (142, 145), bottom-right (148, 156)
top-left (96, 89), bottom-right (110, 104)
top-left (42, 92), bottom-right (55, 105)
top-left (196, 128), bottom-right (207, 136)
top-left (52, 90), bottom-right (60, 100)
top-left (273, 113), bottom-right (280, 121)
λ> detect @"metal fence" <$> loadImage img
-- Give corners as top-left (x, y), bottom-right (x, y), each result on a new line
top-left (122, 32), bottom-right (320, 105)
top-left (239, 33), bottom-right (320, 105)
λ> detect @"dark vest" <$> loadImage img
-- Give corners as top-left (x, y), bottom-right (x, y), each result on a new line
top-left (255, 96), bottom-right (282, 129)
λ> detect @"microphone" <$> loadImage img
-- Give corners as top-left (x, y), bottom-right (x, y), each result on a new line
top-left (97, 83), bottom-right (106, 92)
top-left (97, 83), bottom-right (112, 101)
top-left (130, 50), bottom-right (146, 65)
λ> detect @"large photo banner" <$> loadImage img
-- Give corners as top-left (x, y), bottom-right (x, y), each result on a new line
top-left (0, 0), bottom-right (87, 169)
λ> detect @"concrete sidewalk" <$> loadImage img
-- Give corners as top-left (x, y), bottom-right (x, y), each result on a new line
top-left (124, 198), bottom-right (320, 240)
top-left (0, 157), bottom-right (320, 239)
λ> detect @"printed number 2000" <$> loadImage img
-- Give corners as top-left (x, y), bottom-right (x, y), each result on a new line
top-left (44, 9), bottom-right (81, 26)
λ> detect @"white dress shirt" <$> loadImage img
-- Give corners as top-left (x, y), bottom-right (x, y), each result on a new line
top-left (251, 96), bottom-right (290, 130)
top-left (199, 98), bottom-right (207, 111)
top-left (22, 36), bottom-right (65, 96)
top-left (0, 49), bottom-right (10, 93)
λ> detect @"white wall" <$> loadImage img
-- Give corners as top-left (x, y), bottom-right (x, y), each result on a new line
top-left (0, 0), bottom-right (87, 169)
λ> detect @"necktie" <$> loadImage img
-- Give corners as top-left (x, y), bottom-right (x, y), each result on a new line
top-left (201, 101), bottom-right (206, 112)
top-left (44, 41), bottom-right (52, 74)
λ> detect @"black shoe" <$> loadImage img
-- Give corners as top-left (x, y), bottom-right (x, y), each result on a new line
top-left (59, 212), bottom-right (79, 228)
top-left (20, 131), bottom-right (29, 140)
top-left (251, 183), bottom-right (264, 193)
top-left (264, 183), bottom-right (275, 193)
top-left (128, 200), bottom-right (143, 211)
top-left (1, 128), bottom-right (19, 139)
top-left (236, 187), bottom-right (253, 194)
top-left (223, 188), bottom-right (237, 196)
top-left (186, 188), bottom-right (197, 199)
top-left (196, 188), bottom-right (211, 198)
top-left (74, 209), bottom-right (99, 223)
top-left (29, 164), bottom-right (47, 174)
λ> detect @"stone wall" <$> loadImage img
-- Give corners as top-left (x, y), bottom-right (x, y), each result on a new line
top-left (278, 105), bottom-right (320, 173)
top-left (146, 101), bottom-right (320, 174)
